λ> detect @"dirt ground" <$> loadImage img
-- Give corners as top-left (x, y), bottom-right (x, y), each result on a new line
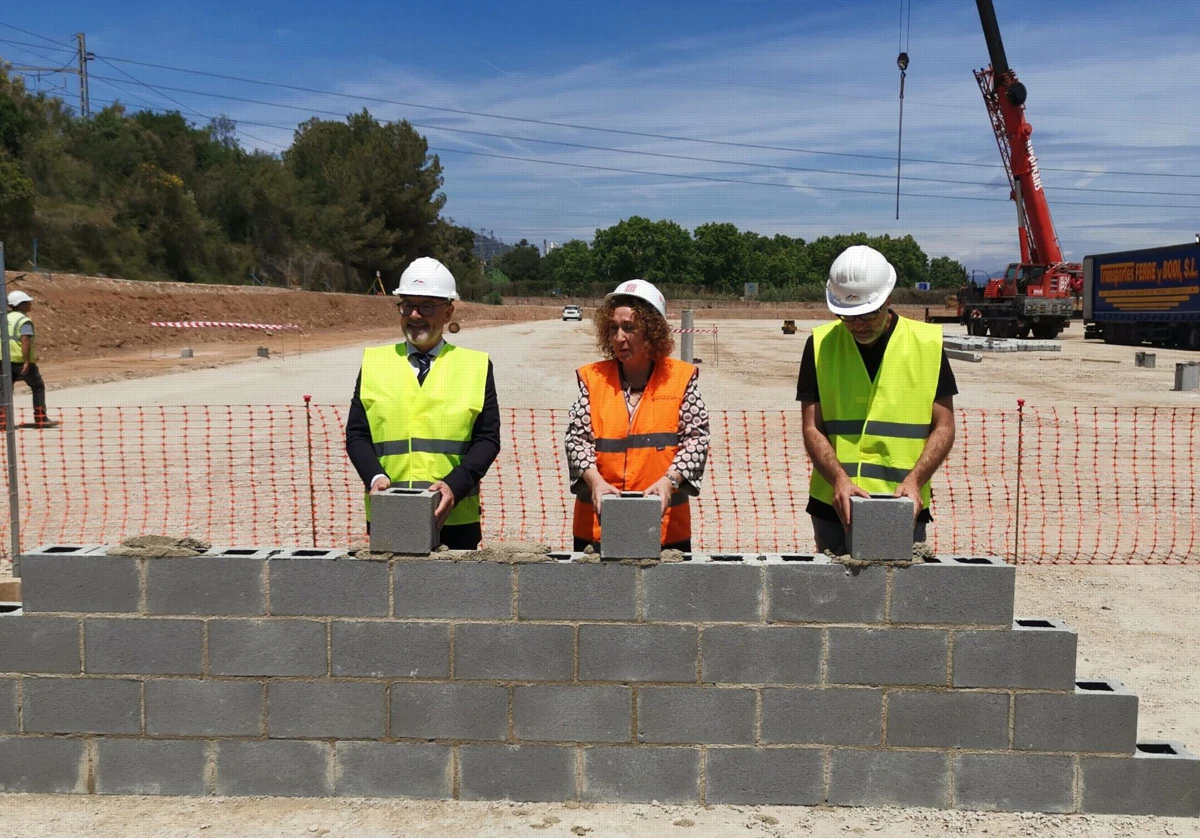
top-left (1, 274), bottom-right (1198, 835)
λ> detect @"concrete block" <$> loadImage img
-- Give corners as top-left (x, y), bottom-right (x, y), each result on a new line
top-left (514, 685), bottom-right (632, 743)
top-left (583, 747), bottom-right (699, 803)
top-left (579, 624), bottom-right (697, 683)
top-left (954, 753), bottom-right (1075, 813)
top-left (331, 621), bottom-right (448, 678)
top-left (208, 619), bottom-right (327, 676)
top-left (1014, 680), bottom-right (1138, 753)
top-left (638, 687), bottom-right (755, 744)
top-left (829, 749), bottom-right (950, 808)
top-left (391, 683), bottom-right (508, 741)
top-left (204, 546), bottom-right (279, 559)
top-left (0, 737), bottom-right (87, 793)
top-left (268, 556), bottom-right (389, 616)
top-left (705, 748), bottom-right (823, 805)
top-left (1081, 741), bottom-right (1200, 817)
top-left (455, 624), bottom-right (573, 681)
top-left (517, 563), bottom-right (636, 620)
top-left (0, 679), bottom-right (14, 732)
top-left (21, 550), bottom-right (138, 613)
top-left (24, 677), bottom-right (141, 734)
top-left (95, 738), bottom-right (206, 795)
top-left (84, 618), bottom-right (203, 675)
top-left (145, 679), bottom-right (263, 736)
top-left (370, 488), bottom-right (438, 555)
top-left (394, 561), bottom-right (512, 619)
top-left (702, 626), bottom-right (822, 685)
top-left (335, 742), bottom-right (452, 799)
top-left (762, 688), bottom-right (882, 746)
top-left (953, 618), bottom-right (1077, 689)
top-left (215, 740), bottom-right (332, 797)
top-left (827, 628), bottom-right (948, 686)
top-left (847, 497), bottom-right (914, 561)
top-left (643, 563), bottom-right (761, 622)
top-left (460, 745), bottom-right (576, 802)
top-left (886, 690), bottom-right (1009, 748)
top-left (1134, 351), bottom-right (1156, 368)
top-left (891, 556), bottom-right (1015, 626)
top-left (765, 563), bottom-right (886, 623)
top-left (269, 681), bottom-right (385, 739)
top-left (0, 615), bottom-right (80, 673)
top-left (600, 493), bottom-right (661, 560)
top-left (146, 556), bottom-right (265, 615)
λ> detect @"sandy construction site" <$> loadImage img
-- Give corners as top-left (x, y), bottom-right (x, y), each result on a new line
top-left (0, 273), bottom-right (1198, 835)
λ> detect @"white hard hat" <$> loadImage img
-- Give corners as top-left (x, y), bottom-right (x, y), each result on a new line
top-left (7, 291), bottom-right (32, 308)
top-left (604, 279), bottom-right (667, 318)
top-left (393, 257), bottom-right (459, 300)
top-left (826, 245), bottom-right (897, 316)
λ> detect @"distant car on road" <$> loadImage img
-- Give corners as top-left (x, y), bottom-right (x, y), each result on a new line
top-left (562, 305), bottom-right (582, 321)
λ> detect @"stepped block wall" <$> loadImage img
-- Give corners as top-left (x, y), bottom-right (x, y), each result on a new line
top-left (0, 545), bottom-right (1196, 816)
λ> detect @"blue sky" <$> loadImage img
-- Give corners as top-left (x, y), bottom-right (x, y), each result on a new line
top-left (4, 0), bottom-right (1200, 275)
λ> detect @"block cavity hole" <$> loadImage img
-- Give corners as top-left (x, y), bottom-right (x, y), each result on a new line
top-left (1138, 743), bottom-right (1178, 755)
top-left (1016, 619), bottom-right (1055, 628)
top-left (1076, 680), bottom-right (1115, 691)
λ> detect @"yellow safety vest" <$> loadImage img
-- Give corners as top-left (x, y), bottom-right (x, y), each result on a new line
top-left (809, 316), bottom-right (942, 508)
top-left (359, 343), bottom-right (489, 525)
top-left (7, 311), bottom-right (31, 363)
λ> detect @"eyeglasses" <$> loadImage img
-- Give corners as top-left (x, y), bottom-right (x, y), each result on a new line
top-left (838, 307), bottom-right (887, 323)
top-left (397, 300), bottom-right (450, 317)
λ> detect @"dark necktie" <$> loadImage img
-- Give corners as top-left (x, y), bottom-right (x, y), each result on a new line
top-left (413, 352), bottom-right (433, 385)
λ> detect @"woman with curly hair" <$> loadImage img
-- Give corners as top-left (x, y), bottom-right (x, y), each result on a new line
top-left (565, 279), bottom-right (711, 552)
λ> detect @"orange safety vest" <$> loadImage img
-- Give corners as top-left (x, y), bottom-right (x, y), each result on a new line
top-left (572, 357), bottom-right (696, 546)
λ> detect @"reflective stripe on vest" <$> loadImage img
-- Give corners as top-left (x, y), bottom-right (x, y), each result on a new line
top-left (360, 343), bottom-right (489, 524)
top-left (809, 316), bottom-right (941, 507)
top-left (6, 312), bottom-right (30, 364)
top-left (572, 357), bottom-right (696, 545)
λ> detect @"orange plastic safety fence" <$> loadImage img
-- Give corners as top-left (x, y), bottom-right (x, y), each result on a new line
top-left (0, 404), bottom-right (1195, 564)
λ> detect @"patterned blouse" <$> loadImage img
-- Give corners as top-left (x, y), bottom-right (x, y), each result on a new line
top-left (565, 366), bottom-right (711, 494)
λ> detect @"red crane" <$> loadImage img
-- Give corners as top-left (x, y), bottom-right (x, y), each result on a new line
top-left (959, 0), bottom-right (1080, 339)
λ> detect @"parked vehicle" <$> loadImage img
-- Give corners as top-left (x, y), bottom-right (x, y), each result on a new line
top-left (1082, 242), bottom-right (1200, 350)
top-left (562, 305), bottom-right (582, 321)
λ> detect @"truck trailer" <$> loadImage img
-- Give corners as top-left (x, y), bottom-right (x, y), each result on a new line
top-left (1082, 242), bottom-right (1200, 350)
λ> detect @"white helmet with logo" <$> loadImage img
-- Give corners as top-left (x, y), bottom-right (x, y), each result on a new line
top-left (604, 278), bottom-right (667, 318)
top-left (393, 257), bottom-right (459, 300)
top-left (7, 291), bottom-right (33, 308)
top-left (826, 245), bottom-right (897, 316)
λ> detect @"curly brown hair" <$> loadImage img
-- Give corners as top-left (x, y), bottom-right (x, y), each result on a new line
top-left (593, 295), bottom-right (675, 360)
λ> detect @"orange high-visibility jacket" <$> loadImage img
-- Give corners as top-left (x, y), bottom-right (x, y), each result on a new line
top-left (572, 357), bottom-right (696, 546)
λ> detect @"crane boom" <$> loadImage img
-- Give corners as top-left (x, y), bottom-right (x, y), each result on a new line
top-left (974, 0), bottom-right (1063, 266)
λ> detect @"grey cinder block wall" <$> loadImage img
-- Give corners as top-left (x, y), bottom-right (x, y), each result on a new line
top-left (0, 545), bottom-right (1196, 816)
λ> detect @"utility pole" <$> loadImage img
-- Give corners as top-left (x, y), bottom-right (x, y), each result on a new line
top-left (76, 33), bottom-right (92, 118)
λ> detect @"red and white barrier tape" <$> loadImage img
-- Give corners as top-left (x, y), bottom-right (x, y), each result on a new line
top-left (151, 321), bottom-right (302, 331)
top-left (672, 327), bottom-right (719, 334)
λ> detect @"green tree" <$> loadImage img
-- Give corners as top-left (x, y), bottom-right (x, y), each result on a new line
top-left (929, 255), bottom-right (968, 289)
top-left (495, 239), bottom-right (542, 283)
top-left (693, 222), bottom-right (750, 293)
top-left (591, 216), bottom-right (696, 287)
top-left (541, 239), bottom-right (594, 295)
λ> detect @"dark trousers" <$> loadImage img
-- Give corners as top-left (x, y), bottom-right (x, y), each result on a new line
top-left (366, 520), bottom-right (482, 550)
top-left (811, 515), bottom-right (927, 555)
top-left (12, 363), bottom-right (47, 416)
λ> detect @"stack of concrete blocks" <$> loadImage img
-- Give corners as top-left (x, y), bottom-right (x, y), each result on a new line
top-left (1134, 351), bottom-right (1156, 369)
top-left (0, 541), bottom-right (1196, 817)
top-left (1176, 362), bottom-right (1200, 392)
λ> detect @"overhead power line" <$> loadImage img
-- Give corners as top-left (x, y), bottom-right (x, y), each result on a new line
top-left (79, 71), bottom-right (1200, 201)
top-left (88, 52), bottom-right (1200, 180)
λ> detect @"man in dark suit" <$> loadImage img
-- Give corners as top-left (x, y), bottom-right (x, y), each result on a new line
top-left (345, 257), bottom-right (500, 549)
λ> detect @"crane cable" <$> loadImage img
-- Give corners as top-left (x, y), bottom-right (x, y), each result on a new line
top-left (895, 0), bottom-right (912, 220)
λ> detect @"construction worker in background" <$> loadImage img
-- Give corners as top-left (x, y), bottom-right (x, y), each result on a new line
top-left (797, 245), bottom-right (957, 554)
top-left (6, 290), bottom-right (60, 429)
top-left (345, 257), bottom-right (500, 549)
top-left (566, 279), bottom-right (711, 552)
